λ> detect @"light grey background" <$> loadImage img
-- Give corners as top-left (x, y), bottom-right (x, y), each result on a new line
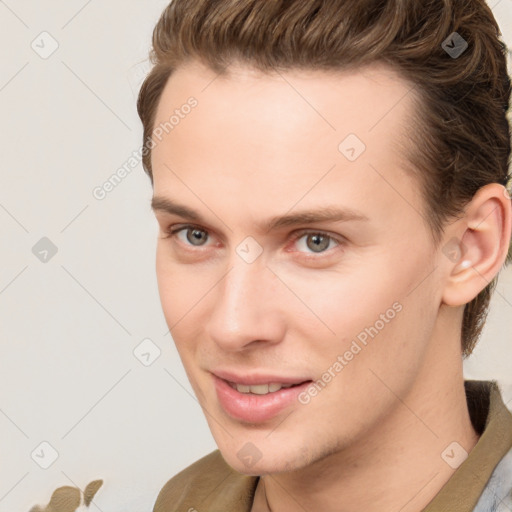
top-left (0, 1), bottom-right (511, 511)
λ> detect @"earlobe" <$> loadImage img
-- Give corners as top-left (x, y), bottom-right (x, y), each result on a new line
top-left (441, 183), bottom-right (512, 307)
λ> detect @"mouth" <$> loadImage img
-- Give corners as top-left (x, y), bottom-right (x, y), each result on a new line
top-left (212, 371), bottom-right (313, 423)
top-left (225, 380), bottom-right (309, 395)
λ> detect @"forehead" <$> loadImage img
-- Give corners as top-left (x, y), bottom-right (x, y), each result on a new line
top-left (153, 59), bottom-right (416, 132)
top-left (150, 60), bottom-right (423, 235)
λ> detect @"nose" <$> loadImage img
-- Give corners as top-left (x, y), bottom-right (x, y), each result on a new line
top-left (206, 254), bottom-right (286, 353)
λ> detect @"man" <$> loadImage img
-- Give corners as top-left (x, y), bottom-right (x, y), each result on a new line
top-left (137, 0), bottom-right (512, 510)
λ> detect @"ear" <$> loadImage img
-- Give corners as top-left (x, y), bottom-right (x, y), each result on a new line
top-left (441, 183), bottom-right (512, 307)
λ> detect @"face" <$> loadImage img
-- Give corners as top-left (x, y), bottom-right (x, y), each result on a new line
top-left (151, 60), bottom-right (447, 475)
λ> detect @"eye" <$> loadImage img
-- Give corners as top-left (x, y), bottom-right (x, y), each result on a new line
top-left (166, 225), bottom-right (211, 247)
top-left (294, 231), bottom-right (340, 254)
top-left (162, 224), bottom-right (343, 258)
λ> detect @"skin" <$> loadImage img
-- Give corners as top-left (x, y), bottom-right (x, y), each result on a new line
top-left (150, 59), bottom-right (511, 512)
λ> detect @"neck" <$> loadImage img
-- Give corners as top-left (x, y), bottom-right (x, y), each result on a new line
top-left (251, 313), bottom-right (479, 512)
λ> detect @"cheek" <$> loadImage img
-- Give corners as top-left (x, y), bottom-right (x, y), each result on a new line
top-left (291, 256), bottom-right (434, 367)
top-left (337, 275), bottom-right (438, 387)
top-left (155, 250), bottom-right (178, 320)
top-left (155, 247), bottom-right (207, 321)
top-left (285, 267), bottom-right (402, 337)
top-left (155, 248), bottom-right (215, 356)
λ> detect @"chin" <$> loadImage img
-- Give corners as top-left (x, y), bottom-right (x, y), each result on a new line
top-left (223, 455), bottom-right (295, 476)
top-left (218, 439), bottom-right (314, 476)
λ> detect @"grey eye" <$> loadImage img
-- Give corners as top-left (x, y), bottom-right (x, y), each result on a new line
top-left (185, 228), bottom-right (209, 246)
top-left (304, 234), bottom-right (331, 253)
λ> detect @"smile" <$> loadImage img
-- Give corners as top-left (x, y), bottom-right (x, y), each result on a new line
top-left (227, 381), bottom-right (298, 394)
top-left (213, 374), bottom-right (313, 423)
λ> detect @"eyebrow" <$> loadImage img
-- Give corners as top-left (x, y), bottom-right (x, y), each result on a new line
top-left (151, 196), bottom-right (370, 232)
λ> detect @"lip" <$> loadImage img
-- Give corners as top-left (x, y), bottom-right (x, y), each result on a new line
top-left (212, 372), bottom-right (312, 424)
top-left (212, 369), bottom-right (310, 386)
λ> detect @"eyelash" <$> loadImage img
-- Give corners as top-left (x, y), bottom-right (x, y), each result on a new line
top-left (162, 224), bottom-right (344, 257)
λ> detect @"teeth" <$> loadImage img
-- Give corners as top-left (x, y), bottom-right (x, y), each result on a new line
top-left (268, 383), bottom-right (283, 392)
top-left (231, 382), bottom-right (295, 394)
top-left (249, 384), bottom-right (270, 395)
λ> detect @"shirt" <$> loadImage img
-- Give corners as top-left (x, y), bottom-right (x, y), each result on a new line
top-left (153, 380), bottom-right (512, 512)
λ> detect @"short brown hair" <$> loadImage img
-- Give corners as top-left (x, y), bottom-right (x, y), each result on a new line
top-left (137, 0), bottom-right (512, 356)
